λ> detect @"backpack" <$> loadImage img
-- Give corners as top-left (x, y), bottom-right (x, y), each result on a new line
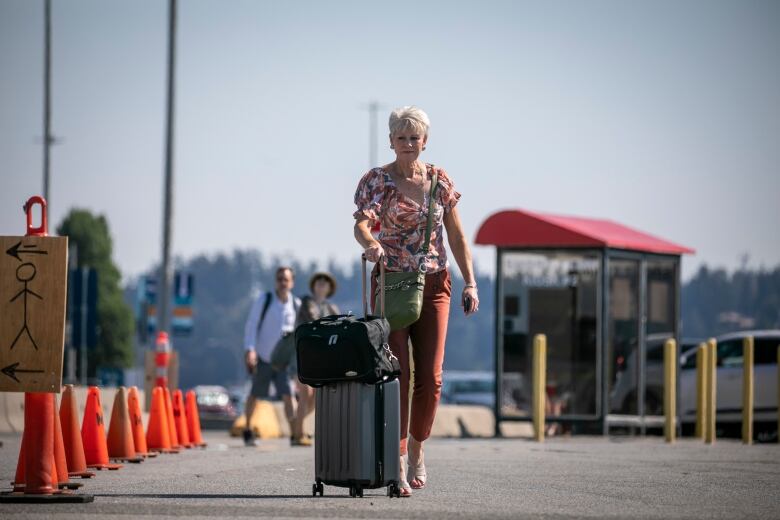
top-left (256, 291), bottom-right (299, 368)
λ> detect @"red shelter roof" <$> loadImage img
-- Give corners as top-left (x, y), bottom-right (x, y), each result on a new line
top-left (475, 209), bottom-right (694, 255)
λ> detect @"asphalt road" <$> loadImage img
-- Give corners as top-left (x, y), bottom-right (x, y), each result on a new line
top-left (1, 431), bottom-right (778, 519)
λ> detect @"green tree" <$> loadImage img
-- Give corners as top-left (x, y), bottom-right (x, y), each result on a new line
top-left (57, 209), bottom-right (134, 374)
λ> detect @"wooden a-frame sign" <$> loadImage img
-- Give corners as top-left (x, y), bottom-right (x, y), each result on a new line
top-left (0, 235), bottom-right (68, 393)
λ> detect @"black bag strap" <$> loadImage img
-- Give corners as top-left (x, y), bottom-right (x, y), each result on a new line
top-left (256, 291), bottom-right (299, 336)
top-left (256, 291), bottom-right (273, 336)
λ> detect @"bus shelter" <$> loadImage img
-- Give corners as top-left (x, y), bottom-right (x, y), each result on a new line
top-left (475, 209), bottom-right (694, 435)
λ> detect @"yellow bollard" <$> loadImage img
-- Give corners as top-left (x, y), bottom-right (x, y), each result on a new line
top-left (532, 334), bottom-right (547, 443)
top-left (664, 338), bottom-right (677, 443)
top-left (742, 336), bottom-right (754, 445)
top-left (695, 343), bottom-right (708, 440)
top-left (705, 338), bottom-right (717, 444)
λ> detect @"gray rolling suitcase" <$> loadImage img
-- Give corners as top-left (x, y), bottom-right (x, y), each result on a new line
top-left (313, 379), bottom-right (401, 498)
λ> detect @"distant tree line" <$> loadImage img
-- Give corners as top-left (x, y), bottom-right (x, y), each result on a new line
top-left (681, 264), bottom-right (780, 338)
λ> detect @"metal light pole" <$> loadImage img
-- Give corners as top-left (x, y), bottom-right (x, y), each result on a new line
top-left (158, 0), bottom-right (177, 336)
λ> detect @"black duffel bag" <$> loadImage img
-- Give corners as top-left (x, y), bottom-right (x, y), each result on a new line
top-left (295, 314), bottom-right (399, 386)
top-left (295, 255), bottom-right (400, 386)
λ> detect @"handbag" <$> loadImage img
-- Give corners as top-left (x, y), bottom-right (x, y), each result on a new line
top-left (294, 260), bottom-right (399, 386)
top-left (374, 168), bottom-right (439, 331)
top-left (270, 333), bottom-right (296, 369)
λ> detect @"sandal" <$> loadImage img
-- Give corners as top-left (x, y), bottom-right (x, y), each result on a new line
top-left (399, 456), bottom-right (412, 497)
top-left (407, 437), bottom-right (427, 489)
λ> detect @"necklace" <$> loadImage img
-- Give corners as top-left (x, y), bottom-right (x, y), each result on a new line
top-left (388, 162), bottom-right (428, 205)
top-left (390, 162), bottom-right (425, 184)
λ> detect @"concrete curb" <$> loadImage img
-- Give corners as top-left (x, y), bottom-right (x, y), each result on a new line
top-left (0, 386), bottom-right (147, 434)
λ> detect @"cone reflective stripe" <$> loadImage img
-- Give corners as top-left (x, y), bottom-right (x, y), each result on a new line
top-left (24, 393), bottom-right (55, 494)
top-left (163, 387), bottom-right (180, 449)
top-left (107, 387), bottom-right (143, 463)
top-left (81, 387), bottom-right (122, 470)
top-left (59, 385), bottom-right (95, 478)
top-left (185, 390), bottom-right (206, 447)
top-left (128, 386), bottom-right (156, 457)
top-left (154, 332), bottom-right (171, 389)
top-left (146, 386), bottom-right (177, 453)
top-left (155, 353), bottom-right (170, 388)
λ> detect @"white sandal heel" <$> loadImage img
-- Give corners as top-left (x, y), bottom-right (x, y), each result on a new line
top-left (408, 437), bottom-right (427, 489)
top-left (399, 455), bottom-right (412, 497)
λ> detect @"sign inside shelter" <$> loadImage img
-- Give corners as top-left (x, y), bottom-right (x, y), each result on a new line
top-left (0, 236), bottom-right (68, 392)
top-left (503, 253), bottom-right (600, 286)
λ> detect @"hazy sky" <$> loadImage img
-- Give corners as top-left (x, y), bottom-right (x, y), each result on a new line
top-left (2, 0), bottom-right (778, 282)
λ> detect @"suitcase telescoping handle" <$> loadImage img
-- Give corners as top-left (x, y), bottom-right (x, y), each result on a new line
top-left (361, 253), bottom-right (385, 319)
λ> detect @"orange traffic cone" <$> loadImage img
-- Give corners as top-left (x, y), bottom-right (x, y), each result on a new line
top-left (10, 399), bottom-right (82, 495)
top-left (59, 385), bottom-right (95, 479)
top-left (13, 441), bottom-right (63, 494)
top-left (146, 386), bottom-right (177, 453)
top-left (81, 387), bottom-right (122, 470)
top-left (54, 400), bottom-right (82, 490)
top-left (12, 434), bottom-right (26, 492)
top-left (25, 393), bottom-right (56, 494)
top-left (172, 390), bottom-right (192, 448)
top-left (107, 387), bottom-right (143, 463)
top-left (185, 390), bottom-right (207, 448)
top-left (127, 386), bottom-right (157, 458)
top-left (163, 387), bottom-right (181, 449)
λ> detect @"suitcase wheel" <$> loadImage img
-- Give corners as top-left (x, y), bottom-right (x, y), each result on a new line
top-left (312, 482), bottom-right (324, 497)
top-left (349, 485), bottom-right (363, 498)
top-left (387, 483), bottom-right (401, 498)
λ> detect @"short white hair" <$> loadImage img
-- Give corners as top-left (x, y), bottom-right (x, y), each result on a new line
top-left (389, 106), bottom-right (430, 136)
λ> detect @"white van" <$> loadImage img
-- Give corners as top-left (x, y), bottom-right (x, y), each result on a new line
top-left (679, 330), bottom-right (779, 430)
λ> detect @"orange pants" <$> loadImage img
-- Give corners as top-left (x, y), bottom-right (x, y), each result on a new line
top-left (373, 268), bottom-right (451, 455)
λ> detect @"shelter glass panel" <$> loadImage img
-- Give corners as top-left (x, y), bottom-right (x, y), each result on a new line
top-left (644, 259), bottom-right (676, 415)
top-left (607, 259), bottom-right (640, 415)
top-left (500, 251), bottom-right (600, 419)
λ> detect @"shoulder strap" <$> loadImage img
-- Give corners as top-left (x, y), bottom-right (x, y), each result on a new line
top-left (420, 165), bottom-right (439, 257)
top-left (257, 291), bottom-right (273, 334)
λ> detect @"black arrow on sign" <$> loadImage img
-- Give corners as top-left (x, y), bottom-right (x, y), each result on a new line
top-left (1, 362), bottom-right (45, 383)
top-left (5, 241), bottom-right (48, 262)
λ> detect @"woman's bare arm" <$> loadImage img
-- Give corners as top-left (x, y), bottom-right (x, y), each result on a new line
top-left (354, 217), bottom-right (385, 262)
top-left (444, 207), bottom-right (479, 314)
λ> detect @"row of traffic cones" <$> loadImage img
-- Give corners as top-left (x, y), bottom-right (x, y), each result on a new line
top-left (3, 385), bottom-right (206, 502)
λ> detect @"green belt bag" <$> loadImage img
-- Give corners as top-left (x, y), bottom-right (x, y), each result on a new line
top-left (374, 170), bottom-right (439, 331)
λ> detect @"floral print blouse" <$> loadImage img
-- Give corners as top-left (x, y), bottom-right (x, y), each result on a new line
top-left (353, 164), bottom-right (461, 273)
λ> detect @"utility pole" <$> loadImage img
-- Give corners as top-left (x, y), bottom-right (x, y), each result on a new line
top-left (158, 0), bottom-right (177, 336)
top-left (43, 0), bottom-right (52, 207)
top-left (365, 100), bottom-right (383, 168)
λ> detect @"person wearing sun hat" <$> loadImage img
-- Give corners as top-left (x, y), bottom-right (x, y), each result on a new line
top-left (290, 272), bottom-right (340, 446)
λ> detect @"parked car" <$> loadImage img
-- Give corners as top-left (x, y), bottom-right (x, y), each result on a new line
top-left (192, 385), bottom-right (237, 429)
top-left (680, 330), bottom-right (779, 432)
top-left (441, 371), bottom-right (494, 408)
top-left (609, 334), bottom-right (702, 415)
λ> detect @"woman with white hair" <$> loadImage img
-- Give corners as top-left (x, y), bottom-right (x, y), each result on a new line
top-left (353, 106), bottom-right (479, 497)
